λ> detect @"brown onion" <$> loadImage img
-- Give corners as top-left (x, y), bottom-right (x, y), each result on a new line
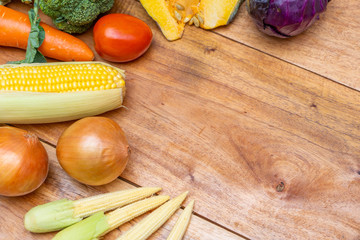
top-left (0, 126), bottom-right (49, 197)
top-left (56, 117), bottom-right (130, 186)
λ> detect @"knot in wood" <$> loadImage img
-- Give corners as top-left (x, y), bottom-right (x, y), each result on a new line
top-left (276, 182), bottom-right (285, 192)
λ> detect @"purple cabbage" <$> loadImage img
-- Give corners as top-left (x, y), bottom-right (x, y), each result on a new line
top-left (246, 0), bottom-right (331, 38)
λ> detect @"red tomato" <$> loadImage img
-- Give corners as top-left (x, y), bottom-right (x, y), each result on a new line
top-left (93, 14), bottom-right (153, 62)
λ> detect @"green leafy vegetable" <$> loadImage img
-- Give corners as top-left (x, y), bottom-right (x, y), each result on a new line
top-left (8, 0), bottom-right (46, 64)
top-left (39, 0), bottom-right (114, 34)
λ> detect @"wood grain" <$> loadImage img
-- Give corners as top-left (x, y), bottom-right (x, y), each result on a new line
top-left (1, 1), bottom-right (360, 239)
top-left (213, 0), bottom-right (360, 91)
top-left (0, 143), bottom-right (244, 240)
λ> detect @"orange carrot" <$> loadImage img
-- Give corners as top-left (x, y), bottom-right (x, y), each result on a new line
top-left (0, 6), bottom-right (94, 62)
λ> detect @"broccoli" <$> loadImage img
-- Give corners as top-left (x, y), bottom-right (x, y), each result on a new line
top-left (39, 0), bottom-right (114, 34)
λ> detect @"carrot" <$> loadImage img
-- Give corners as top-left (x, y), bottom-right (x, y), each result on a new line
top-left (0, 5), bottom-right (94, 62)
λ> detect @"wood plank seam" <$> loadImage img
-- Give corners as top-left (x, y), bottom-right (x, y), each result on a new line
top-left (127, 72), bottom-right (359, 156)
top-left (209, 30), bottom-right (357, 92)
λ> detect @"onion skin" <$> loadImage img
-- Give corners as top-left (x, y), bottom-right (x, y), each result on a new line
top-left (56, 117), bottom-right (130, 186)
top-left (0, 127), bottom-right (49, 197)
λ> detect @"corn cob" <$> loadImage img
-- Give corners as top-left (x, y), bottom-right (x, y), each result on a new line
top-left (167, 200), bottom-right (194, 240)
top-left (52, 195), bottom-right (170, 240)
top-left (0, 62), bottom-right (125, 124)
top-left (116, 191), bottom-right (188, 240)
top-left (24, 187), bottom-right (161, 233)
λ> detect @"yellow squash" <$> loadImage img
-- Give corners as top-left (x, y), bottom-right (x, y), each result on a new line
top-left (140, 0), bottom-right (244, 40)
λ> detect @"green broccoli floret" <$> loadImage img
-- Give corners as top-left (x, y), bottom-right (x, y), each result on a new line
top-left (39, 0), bottom-right (114, 34)
top-left (54, 20), bottom-right (94, 34)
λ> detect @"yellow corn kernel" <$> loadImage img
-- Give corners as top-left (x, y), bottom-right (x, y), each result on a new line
top-left (116, 191), bottom-right (188, 240)
top-left (0, 62), bottom-right (126, 124)
top-left (24, 187), bottom-right (162, 233)
top-left (0, 62), bottom-right (125, 92)
top-left (167, 200), bottom-right (194, 240)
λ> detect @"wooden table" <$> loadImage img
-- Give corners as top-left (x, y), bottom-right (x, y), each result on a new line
top-left (1, 0), bottom-right (359, 239)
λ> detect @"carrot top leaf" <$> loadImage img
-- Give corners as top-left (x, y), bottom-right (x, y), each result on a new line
top-left (8, 0), bottom-right (46, 64)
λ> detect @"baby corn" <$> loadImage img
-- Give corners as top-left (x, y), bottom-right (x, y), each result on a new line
top-left (24, 187), bottom-right (161, 233)
top-left (116, 191), bottom-right (188, 240)
top-left (0, 62), bottom-right (126, 124)
top-left (52, 195), bottom-right (170, 240)
top-left (167, 200), bottom-right (194, 240)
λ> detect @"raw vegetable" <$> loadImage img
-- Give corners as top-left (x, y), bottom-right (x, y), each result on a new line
top-left (24, 187), bottom-right (162, 233)
top-left (0, 5), bottom-right (94, 61)
top-left (52, 195), bottom-right (170, 240)
top-left (9, 0), bottom-right (46, 64)
top-left (0, 126), bottom-right (48, 197)
top-left (116, 191), bottom-right (188, 240)
top-left (0, 62), bottom-right (125, 124)
top-left (167, 200), bottom-right (194, 240)
top-left (94, 14), bottom-right (153, 62)
top-left (140, 0), bottom-right (244, 41)
top-left (246, 0), bottom-right (331, 38)
top-left (56, 117), bottom-right (130, 186)
top-left (39, 0), bottom-right (114, 34)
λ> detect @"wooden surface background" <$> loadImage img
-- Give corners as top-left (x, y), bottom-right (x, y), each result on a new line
top-left (0, 0), bottom-right (359, 239)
